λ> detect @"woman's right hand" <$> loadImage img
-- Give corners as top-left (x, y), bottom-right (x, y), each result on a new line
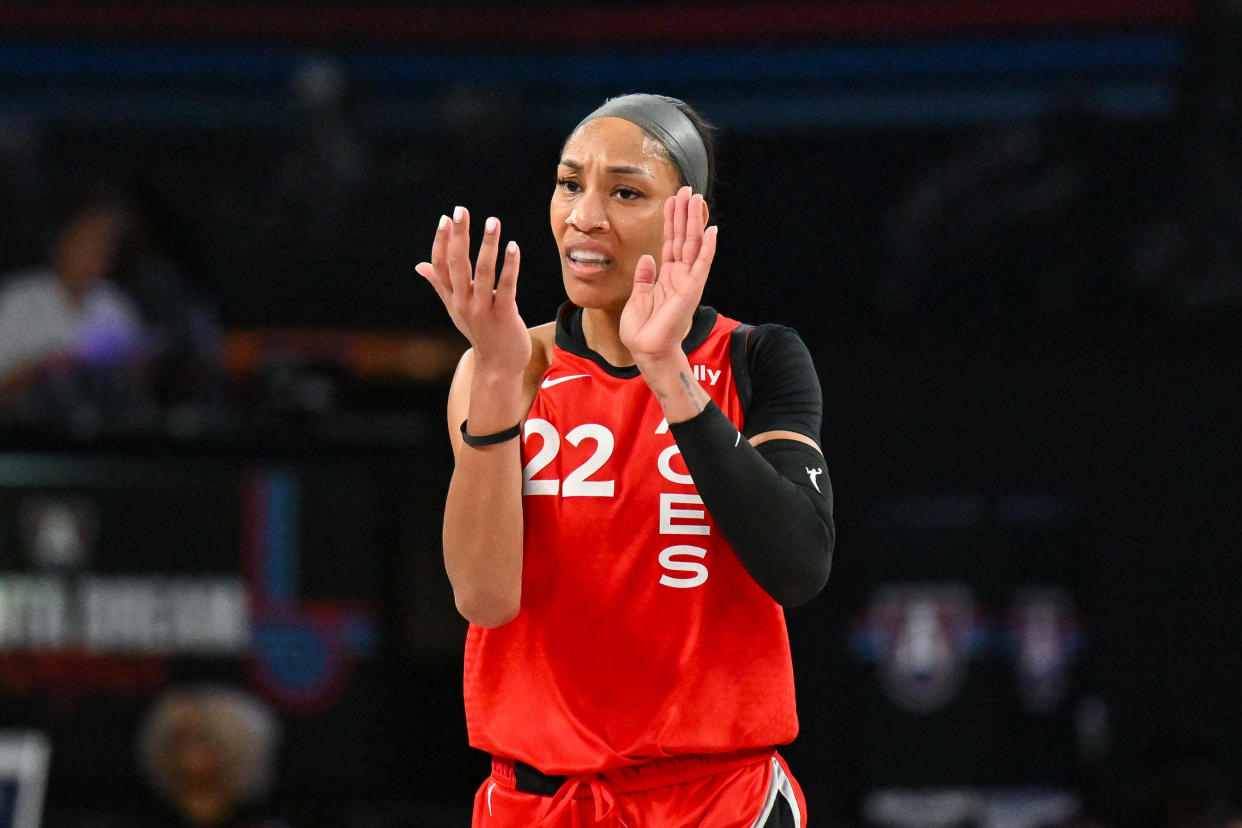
top-left (415, 206), bottom-right (530, 378)
top-left (421, 208), bottom-right (529, 627)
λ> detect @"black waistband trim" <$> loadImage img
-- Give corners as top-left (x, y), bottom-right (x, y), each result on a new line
top-left (514, 760), bottom-right (567, 796)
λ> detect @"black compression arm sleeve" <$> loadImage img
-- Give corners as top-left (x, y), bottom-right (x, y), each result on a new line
top-left (669, 402), bottom-right (834, 606)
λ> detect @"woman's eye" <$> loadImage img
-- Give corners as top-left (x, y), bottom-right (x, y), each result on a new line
top-left (614, 188), bottom-right (641, 200)
top-left (557, 178), bottom-right (580, 193)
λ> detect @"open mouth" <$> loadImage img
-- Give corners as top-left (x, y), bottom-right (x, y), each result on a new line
top-left (567, 249), bottom-right (612, 272)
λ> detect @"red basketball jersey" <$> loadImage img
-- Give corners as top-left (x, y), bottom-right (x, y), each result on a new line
top-left (463, 306), bottom-right (799, 774)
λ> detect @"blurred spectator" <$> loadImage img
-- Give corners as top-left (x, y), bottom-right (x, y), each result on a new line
top-left (137, 685), bottom-right (290, 828)
top-left (0, 186), bottom-right (146, 410)
top-left (118, 189), bottom-right (228, 414)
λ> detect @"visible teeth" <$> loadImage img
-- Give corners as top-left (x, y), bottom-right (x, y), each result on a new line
top-left (570, 250), bottom-right (609, 264)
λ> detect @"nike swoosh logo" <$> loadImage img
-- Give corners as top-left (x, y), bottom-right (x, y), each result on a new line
top-left (541, 373), bottom-right (590, 389)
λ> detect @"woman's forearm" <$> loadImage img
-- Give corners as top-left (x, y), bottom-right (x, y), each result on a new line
top-left (443, 443), bottom-right (525, 628)
top-left (442, 364), bottom-right (528, 628)
top-left (635, 351), bottom-right (711, 425)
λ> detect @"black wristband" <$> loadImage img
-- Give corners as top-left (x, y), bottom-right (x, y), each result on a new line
top-left (460, 420), bottom-right (521, 447)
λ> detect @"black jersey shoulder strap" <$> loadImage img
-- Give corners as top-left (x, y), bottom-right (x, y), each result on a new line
top-left (727, 322), bottom-right (823, 443)
top-left (729, 323), bottom-right (756, 419)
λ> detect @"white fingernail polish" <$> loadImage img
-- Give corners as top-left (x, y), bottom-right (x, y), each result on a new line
top-left (507, 241), bottom-right (518, 254)
top-left (485, 217), bottom-right (498, 233)
top-left (453, 206), bottom-right (465, 222)
top-left (438, 215), bottom-right (449, 230)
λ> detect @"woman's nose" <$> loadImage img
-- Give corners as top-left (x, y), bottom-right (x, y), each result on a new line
top-left (566, 191), bottom-right (610, 232)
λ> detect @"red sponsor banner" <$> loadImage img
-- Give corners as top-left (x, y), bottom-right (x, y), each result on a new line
top-left (0, 651), bottom-right (170, 716)
top-left (0, 0), bottom-right (1199, 46)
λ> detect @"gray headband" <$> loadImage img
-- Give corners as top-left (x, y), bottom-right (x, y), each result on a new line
top-left (574, 93), bottom-right (709, 197)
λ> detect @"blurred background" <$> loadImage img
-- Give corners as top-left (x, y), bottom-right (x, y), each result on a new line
top-left (0, 1), bottom-right (1239, 827)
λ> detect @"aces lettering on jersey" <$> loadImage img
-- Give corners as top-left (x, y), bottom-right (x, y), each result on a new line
top-left (521, 416), bottom-right (712, 590)
top-left (653, 417), bottom-right (711, 589)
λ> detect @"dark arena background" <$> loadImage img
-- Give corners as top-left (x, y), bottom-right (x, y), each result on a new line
top-left (0, 1), bottom-right (1239, 827)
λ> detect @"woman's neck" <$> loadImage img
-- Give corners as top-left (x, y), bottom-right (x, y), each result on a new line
top-left (580, 307), bottom-right (634, 368)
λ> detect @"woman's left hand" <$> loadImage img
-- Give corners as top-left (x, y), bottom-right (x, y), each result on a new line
top-left (620, 186), bottom-right (718, 364)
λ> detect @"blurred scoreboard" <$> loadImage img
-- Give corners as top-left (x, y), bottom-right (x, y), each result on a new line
top-left (0, 435), bottom-right (455, 816)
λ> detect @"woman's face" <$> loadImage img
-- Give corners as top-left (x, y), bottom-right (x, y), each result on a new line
top-left (550, 116), bottom-right (683, 313)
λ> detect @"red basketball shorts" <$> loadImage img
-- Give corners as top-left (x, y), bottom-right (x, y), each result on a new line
top-left (472, 748), bottom-right (807, 827)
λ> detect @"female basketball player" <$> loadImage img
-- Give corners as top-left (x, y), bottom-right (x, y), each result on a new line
top-left (416, 94), bottom-right (834, 827)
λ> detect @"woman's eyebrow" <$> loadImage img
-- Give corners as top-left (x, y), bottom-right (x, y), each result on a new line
top-left (558, 158), bottom-right (653, 178)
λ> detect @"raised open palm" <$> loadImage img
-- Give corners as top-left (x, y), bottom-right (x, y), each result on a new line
top-left (620, 187), bottom-right (718, 362)
top-left (415, 207), bottom-right (530, 377)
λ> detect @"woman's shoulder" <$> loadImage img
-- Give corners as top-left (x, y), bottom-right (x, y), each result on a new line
top-left (523, 320), bottom-right (556, 390)
top-left (528, 320), bottom-right (556, 353)
top-left (0, 267), bottom-right (56, 304)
